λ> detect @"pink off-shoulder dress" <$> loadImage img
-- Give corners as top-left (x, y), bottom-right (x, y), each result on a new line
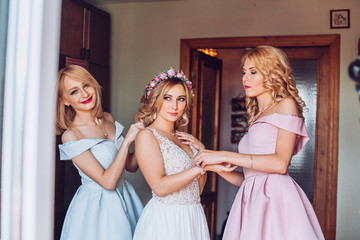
top-left (223, 113), bottom-right (325, 240)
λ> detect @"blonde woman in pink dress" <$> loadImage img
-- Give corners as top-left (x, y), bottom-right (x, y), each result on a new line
top-left (195, 46), bottom-right (325, 240)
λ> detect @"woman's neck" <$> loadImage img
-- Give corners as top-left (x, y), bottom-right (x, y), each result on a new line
top-left (256, 93), bottom-right (273, 111)
top-left (151, 118), bottom-right (175, 132)
top-left (73, 111), bottom-right (97, 125)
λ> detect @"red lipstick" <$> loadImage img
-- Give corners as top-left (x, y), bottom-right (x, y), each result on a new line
top-left (244, 85), bottom-right (251, 89)
top-left (81, 96), bottom-right (93, 104)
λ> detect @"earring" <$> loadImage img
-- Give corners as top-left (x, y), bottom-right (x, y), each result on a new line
top-left (66, 104), bottom-right (70, 107)
top-left (153, 113), bottom-right (157, 120)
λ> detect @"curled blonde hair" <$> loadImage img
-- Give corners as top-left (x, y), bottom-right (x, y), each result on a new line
top-left (136, 77), bottom-right (192, 130)
top-left (242, 46), bottom-right (306, 125)
top-left (56, 65), bottom-right (103, 135)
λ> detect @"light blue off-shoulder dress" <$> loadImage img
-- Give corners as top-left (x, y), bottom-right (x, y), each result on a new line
top-left (58, 121), bottom-right (143, 240)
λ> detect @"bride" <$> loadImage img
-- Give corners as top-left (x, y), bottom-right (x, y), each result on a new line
top-left (133, 68), bottom-right (233, 240)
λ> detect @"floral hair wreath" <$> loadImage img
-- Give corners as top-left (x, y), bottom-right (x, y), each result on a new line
top-left (146, 67), bottom-right (194, 98)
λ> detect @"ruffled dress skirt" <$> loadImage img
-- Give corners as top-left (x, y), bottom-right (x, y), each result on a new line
top-left (133, 198), bottom-right (210, 240)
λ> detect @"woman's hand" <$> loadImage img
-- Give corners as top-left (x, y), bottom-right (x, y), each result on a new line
top-left (203, 163), bottom-right (237, 174)
top-left (194, 149), bottom-right (228, 167)
top-left (176, 131), bottom-right (205, 150)
top-left (124, 122), bottom-right (145, 144)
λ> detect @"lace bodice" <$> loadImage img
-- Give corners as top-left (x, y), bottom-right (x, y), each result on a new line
top-left (148, 128), bottom-right (201, 205)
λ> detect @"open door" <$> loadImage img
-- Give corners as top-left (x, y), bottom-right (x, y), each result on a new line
top-left (190, 50), bottom-right (222, 240)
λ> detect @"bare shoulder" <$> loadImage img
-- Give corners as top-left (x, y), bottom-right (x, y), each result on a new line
top-left (135, 128), bottom-right (160, 150)
top-left (61, 129), bottom-right (79, 143)
top-left (136, 128), bottom-right (155, 141)
top-left (275, 97), bottom-right (299, 116)
top-left (103, 112), bottom-right (115, 123)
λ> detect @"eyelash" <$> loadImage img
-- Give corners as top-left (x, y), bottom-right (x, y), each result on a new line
top-left (70, 84), bottom-right (90, 95)
top-left (242, 71), bottom-right (257, 75)
top-left (163, 96), bottom-right (186, 102)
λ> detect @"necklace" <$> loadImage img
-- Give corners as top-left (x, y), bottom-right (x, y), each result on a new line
top-left (152, 124), bottom-right (175, 136)
top-left (95, 118), bottom-right (108, 138)
top-left (254, 100), bottom-right (275, 121)
top-left (102, 121), bottom-right (108, 138)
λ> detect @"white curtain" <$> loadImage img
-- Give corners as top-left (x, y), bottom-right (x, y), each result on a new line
top-left (1, 0), bottom-right (61, 239)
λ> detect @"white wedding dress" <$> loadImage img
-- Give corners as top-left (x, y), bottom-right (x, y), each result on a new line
top-left (133, 128), bottom-right (210, 240)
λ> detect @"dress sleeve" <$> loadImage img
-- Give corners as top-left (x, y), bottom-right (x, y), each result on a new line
top-left (257, 113), bottom-right (309, 155)
top-left (58, 139), bottom-right (106, 160)
top-left (114, 121), bottom-right (125, 150)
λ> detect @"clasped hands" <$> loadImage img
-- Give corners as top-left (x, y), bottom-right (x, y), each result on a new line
top-left (193, 149), bottom-right (237, 174)
top-left (175, 131), bottom-right (237, 174)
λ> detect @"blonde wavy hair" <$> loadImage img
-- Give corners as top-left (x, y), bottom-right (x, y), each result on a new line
top-left (136, 77), bottom-right (192, 130)
top-left (56, 65), bottom-right (103, 135)
top-left (242, 46), bottom-right (306, 126)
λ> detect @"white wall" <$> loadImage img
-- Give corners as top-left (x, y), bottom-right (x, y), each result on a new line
top-left (98, 0), bottom-right (360, 239)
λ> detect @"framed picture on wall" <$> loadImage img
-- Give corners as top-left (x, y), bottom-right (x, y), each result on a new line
top-left (231, 129), bottom-right (246, 143)
top-left (231, 97), bottom-right (246, 112)
top-left (230, 97), bottom-right (248, 143)
top-left (330, 9), bottom-right (350, 29)
top-left (231, 114), bottom-right (248, 128)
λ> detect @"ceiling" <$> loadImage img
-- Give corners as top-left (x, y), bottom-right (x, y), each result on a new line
top-left (83, 0), bottom-right (182, 4)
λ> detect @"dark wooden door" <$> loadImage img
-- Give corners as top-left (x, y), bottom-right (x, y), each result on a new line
top-left (59, 0), bottom-right (84, 60)
top-left (89, 10), bottom-right (110, 65)
top-left (59, 0), bottom-right (110, 65)
top-left (89, 63), bottom-right (111, 112)
top-left (190, 50), bottom-right (222, 240)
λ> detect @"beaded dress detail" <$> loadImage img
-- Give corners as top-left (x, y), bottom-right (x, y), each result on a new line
top-left (148, 128), bottom-right (200, 205)
top-left (133, 128), bottom-right (210, 240)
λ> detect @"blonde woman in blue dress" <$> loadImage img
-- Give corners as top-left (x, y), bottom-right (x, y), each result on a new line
top-left (56, 65), bottom-right (143, 240)
top-left (133, 68), bottom-right (234, 240)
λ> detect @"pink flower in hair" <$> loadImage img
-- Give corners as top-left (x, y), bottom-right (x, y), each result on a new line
top-left (186, 81), bottom-right (190, 85)
top-left (188, 85), bottom-right (192, 89)
top-left (147, 91), bottom-right (151, 96)
top-left (176, 73), bottom-right (183, 78)
top-left (154, 77), bottom-right (160, 82)
top-left (160, 73), bottom-right (166, 79)
top-left (150, 82), bottom-right (156, 87)
top-left (167, 68), bottom-right (176, 77)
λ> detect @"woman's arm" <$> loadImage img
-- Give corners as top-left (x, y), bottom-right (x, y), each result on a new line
top-left (203, 163), bottom-right (243, 187)
top-left (217, 171), bottom-right (245, 187)
top-left (125, 152), bottom-right (138, 172)
top-left (195, 128), bottom-right (297, 174)
top-left (195, 98), bottom-right (300, 174)
top-left (198, 173), bottom-right (207, 194)
top-left (176, 131), bottom-right (205, 151)
top-left (135, 129), bottom-right (204, 197)
top-left (177, 131), bottom-right (207, 193)
top-left (64, 121), bottom-right (143, 191)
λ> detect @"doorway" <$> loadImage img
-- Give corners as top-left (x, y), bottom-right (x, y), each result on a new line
top-left (180, 35), bottom-right (340, 240)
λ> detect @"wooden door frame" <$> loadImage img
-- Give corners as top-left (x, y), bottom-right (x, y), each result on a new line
top-left (190, 50), bottom-right (223, 240)
top-left (180, 34), bottom-right (340, 240)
